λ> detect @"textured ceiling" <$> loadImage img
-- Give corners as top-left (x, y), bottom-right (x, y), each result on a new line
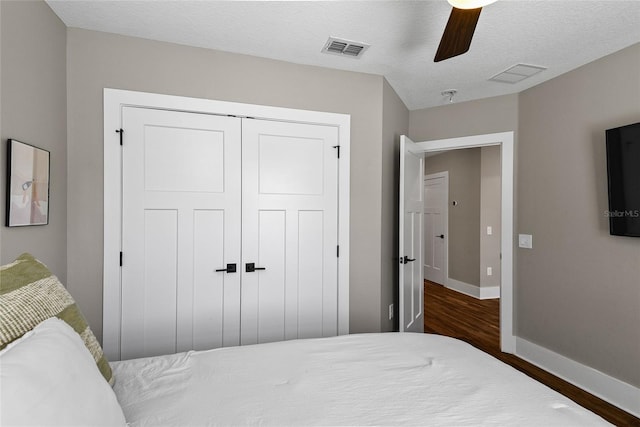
top-left (46, 0), bottom-right (640, 110)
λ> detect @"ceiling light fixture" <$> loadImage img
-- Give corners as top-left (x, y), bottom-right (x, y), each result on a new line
top-left (447, 0), bottom-right (497, 9)
top-left (441, 89), bottom-right (457, 103)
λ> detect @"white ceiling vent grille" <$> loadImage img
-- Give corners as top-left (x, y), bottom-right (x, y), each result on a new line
top-left (322, 37), bottom-right (369, 58)
top-left (489, 63), bottom-right (547, 84)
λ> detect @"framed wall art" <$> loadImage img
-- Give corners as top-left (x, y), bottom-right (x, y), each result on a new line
top-left (6, 139), bottom-right (50, 226)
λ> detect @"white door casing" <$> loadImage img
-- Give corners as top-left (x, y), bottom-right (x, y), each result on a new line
top-left (404, 133), bottom-right (515, 353)
top-left (399, 136), bottom-right (424, 333)
top-left (120, 107), bottom-right (242, 360)
top-left (103, 89), bottom-right (350, 361)
top-left (423, 173), bottom-right (448, 285)
top-left (241, 119), bottom-right (339, 344)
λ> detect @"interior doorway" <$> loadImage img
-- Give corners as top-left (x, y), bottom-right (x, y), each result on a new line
top-left (401, 132), bottom-right (515, 353)
top-left (424, 147), bottom-right (501, 300)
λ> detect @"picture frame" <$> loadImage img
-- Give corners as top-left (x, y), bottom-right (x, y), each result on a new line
top-left (5, 139), bottom-right (50, 227)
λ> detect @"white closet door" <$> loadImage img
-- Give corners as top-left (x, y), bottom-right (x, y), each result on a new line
top-left (241, 119), bottom-right (339, 345)
top-left (120, 107), bottom-right (241, 360)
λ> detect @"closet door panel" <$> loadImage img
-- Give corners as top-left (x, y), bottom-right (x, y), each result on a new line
top-left (298, 210), bottom-right (324, 338)
top-left (241, 119), bottom-right (339, 345)
top-left (143, 126), bottom-right (225, 193)
top-left (192, 210), bottom-right (225, 351)
top-left (258, 135), bottom-right (324, 195)
top-left (142, 209), bottom-right (178, 358)
top-left (258, 210), bottom-right (286, 344)
top-left (121, 107), bottom-right (241, 360)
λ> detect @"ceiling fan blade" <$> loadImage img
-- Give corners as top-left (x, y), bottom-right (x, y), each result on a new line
top-left (434, 7), bottom-right (482, 62)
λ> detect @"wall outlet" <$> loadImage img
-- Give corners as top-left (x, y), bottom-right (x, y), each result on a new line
top-left (389, 303), bottom-right (394, 320)
top-left (487, 266), bottom-right (493, 276)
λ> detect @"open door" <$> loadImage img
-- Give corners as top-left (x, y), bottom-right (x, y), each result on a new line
top-left (399, 136), bottom-right (424, 333)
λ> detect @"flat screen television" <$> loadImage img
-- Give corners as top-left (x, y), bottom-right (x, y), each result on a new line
top-left (606, 122), bottom-right (640, 237)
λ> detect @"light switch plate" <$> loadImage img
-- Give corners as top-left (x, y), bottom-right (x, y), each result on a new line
top-left (518, 234), bottom-right (533, 249)
top-left (389, 303), bottom-right (394, 320)
top-left (487, 267), bottom-right (493, 276)
top-left (487, 226), bottom-right (493, 235)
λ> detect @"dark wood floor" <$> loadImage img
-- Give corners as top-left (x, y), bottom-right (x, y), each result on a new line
top-left (424, 280), bottom-right (640, 427)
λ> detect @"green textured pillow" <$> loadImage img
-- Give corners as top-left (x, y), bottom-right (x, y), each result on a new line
top-left (0, 253), bottom-right (113, 385)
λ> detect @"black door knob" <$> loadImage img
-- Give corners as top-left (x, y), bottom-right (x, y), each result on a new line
top-left (436, 234), bottom-right (445, 239)
top-left (215, 263), bottom-right (237, 273)
top-left (403, 256), bottom-right (416, 263)
top-left (246, 263), bottom-right (266, 273)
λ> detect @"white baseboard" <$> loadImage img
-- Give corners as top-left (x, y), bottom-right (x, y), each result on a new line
top-left (515, 337), bottom-right (640, 418)
top-left (446, 278), bottom-right (500, 300)
top-left (446, 278), bottom-right (480, 298)
top-left (479, 285), bottom-right (500, 299)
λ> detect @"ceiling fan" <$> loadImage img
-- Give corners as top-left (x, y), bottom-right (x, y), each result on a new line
top-left (434, 0), bottom-right (498, 62)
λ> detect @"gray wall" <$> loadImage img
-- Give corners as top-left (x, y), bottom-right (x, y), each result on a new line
top-left (425, 148), bottom-right (482, 286)
top-left (66, 28), bottom-right (392, 340)
top-left (517, 43), bottom-right (640, 387)
top-left (480, 146), bottom-right (501, 288)
top-left (0, 1), bottom-right (67, 282)
top-left (381, 79), bottom-right (409, 331)
top-left (410, 94), bottom-right (519, 141)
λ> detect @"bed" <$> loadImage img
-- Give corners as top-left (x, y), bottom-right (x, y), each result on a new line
top-left (110, 332), bottom-right (610, 426)
top-left (0, 254), bottom-right (611, 426)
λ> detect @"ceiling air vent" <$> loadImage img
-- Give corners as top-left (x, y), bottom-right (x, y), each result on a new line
top-left (322, 37), bottom-right (369, 58)
top-left (489, 63), bottom-right (547, 84)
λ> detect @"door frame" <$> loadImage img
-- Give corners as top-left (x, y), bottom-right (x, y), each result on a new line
top-left (103, 88), bottom-right (350, 360)
top-left (410, 132), bottom-right (515, 353)
top-left (423, 171), bottom-right (449, 285)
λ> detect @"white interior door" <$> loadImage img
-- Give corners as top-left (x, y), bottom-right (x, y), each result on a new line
top-left (424, 174), bottom-right (447, 285)
top-left (399, 136), bottom-right (424, 333)
top-left (241, 119), bottom-right (339, 345)
top-left (120, 107), bottom-right (241, 360)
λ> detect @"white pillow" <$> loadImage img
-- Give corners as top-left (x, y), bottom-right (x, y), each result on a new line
top-left (0, 317), bottom-right (127, 426)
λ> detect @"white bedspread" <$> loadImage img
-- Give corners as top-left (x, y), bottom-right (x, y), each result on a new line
top-left (112, 333), bottom-right (610, 426)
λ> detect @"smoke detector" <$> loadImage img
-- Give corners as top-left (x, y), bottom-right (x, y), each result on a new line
top-left (322, 37), bottom-right (370, 58)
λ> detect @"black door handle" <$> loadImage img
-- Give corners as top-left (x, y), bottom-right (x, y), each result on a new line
top-left (436, 234), bottom-right (445, 239)
top-left (215, 263), bottom-right (237, 273)
top-left (246, 263), bottom-right (266, 273)
top-left (403, 256), bottom-right (416, 263)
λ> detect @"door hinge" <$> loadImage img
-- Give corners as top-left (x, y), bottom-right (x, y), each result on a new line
top-left (116, 129), bottom-right (124, 146)
top-left (337, 245), bottom-right (339, 257)
top-left (333, 145), bottom-right (340, 158)
top-left (119, 252), bottom-right (123, 267)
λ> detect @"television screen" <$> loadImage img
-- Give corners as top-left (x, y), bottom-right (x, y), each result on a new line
top-left (606, 122), bottom-right (640, 237)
